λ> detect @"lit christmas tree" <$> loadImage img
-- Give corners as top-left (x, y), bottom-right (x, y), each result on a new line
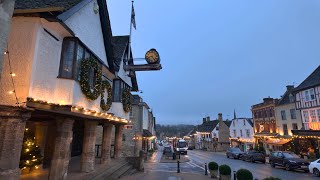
top-left (19, 128), bottom-right (43, 172)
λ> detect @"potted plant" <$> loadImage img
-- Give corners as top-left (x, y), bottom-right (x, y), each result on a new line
top-left (208, 161), bottom-right (219, 178)
top-left (236, 169), bottom-right (253, 180)
top-left (219, 164), bottom-right (231, 180)
top-left (263, 177), bottom-right (281, 180)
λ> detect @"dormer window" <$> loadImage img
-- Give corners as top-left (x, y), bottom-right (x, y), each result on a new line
top-left (304, 89), bottom-right (315, 102)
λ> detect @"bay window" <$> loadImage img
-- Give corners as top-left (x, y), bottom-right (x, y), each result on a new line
top-left (58, 37), bottom-right (103, 87)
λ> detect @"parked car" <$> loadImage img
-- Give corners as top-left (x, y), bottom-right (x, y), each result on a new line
top-left (242, 151), bottom-right (266, 163)
top-left (309, 158), bottom-right (320, 177)
top-left (269, 151), bottom-right (310, 172)
top-left (188, 146), bottom-right (194, 150)
top-left (226, 147), bottom-right (244, 159)
top-left (163, 146), bottom-right (173, 155)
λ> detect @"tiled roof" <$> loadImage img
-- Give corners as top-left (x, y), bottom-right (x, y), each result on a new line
top-left (223, 120), bottom-right (232, 127)
top-left (294, 65), bottom-right (320, 92)
top-left (15, 0), bottom-right (82, 11)
top-left (197, 120), bottom-right (219, 133)
top-left (277, 86), bottom-right (295, 106)
top-left (246, 119), bottom-right (254, 127)
top-left (112, 36), bottom-right (129, 71)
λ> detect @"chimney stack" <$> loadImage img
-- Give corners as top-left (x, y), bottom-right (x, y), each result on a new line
top-left (206, 116), bottom-right (210, 122)
top-left (218, 113), bottom-right (223, 121)
top-left (286, 85), bottom-right (294, 91)
top-left (203, 118), bottom-right (206, 124)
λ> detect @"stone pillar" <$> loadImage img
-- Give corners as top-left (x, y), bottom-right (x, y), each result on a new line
top-left (114, 125), bottom-right (124, 159)
top-left (101, 123), bottom-right (113, 164)
top-left (80, 121), bottom-right (98, 173)
top-left (48, 118), bottom-right (74, 180)
top-left (0, 107), bottom-right (30, 180)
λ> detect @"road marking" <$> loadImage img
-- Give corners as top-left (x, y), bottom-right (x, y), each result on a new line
top-left (189, 161), bottom-right (205, 171)
top-left (187, 162), bottom-right (195, 167)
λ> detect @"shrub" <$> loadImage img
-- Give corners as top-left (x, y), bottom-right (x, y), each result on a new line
top-left (219, 164), bottom-right (231, 175)
top-left (208, 161), bottom-right (218, 170)
top-left (263, 177), bottom-right (281, 180)
top-left (236, 169), bottom-right (253, 180)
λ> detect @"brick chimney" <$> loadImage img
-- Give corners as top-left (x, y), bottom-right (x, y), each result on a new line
top-left (206, 116), bottom-right (210, 122)
top-left (263, 97), bottom-right (273, 103)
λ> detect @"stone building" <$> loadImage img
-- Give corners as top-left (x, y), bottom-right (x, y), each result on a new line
top-left (121, 95), bottom-right (156, 157)
top-left (194, 114), bottom-right (231, 151)
top-left (0, 0), bottom-right (139, 179)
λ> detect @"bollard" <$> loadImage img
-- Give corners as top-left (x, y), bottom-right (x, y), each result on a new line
top-left (205, 163), bottom-right (208, 175)
top-left (233, 171), bottom-right (236, 180)
top-left (177, 160), bottom-right (180, 173)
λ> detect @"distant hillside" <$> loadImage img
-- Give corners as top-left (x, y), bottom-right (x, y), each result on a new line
top-left (156, 124), bottom-right (195, 139)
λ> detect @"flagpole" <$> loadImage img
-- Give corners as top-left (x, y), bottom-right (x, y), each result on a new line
top-left (127, 1), bottom-right (134, 63)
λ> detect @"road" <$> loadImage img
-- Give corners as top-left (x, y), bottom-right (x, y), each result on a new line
top-left (143, 146), bottom-right (317, 180)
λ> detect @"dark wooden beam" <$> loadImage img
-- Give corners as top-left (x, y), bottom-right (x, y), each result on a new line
top-left (124, 64), bottom-right (162, 71)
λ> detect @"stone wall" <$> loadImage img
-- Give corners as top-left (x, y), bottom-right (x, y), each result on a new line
top-left (217, 113), bottom-right (230, 151)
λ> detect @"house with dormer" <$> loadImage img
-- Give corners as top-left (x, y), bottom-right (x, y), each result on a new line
top-left (292, 65), bottom-right (320, 157)
top-left (0, 0), bottom-right (140, 179)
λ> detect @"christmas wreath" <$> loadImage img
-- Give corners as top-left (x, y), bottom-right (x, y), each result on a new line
top-left (80, 58), bottom-right (102, 100)
top-left (100, 80), bottom-right (112, 111)
top-left (122, 88), bottom-right (132, 113)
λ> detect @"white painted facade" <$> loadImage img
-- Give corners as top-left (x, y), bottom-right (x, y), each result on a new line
top-left (229, 118), bottom-right (254, 151)
top-left (0, 0), bottom-right (131, 119)
top-left (211, 124), bottom-right (219, 140)
top-left (229, 118), bottom-right (254, 140)
top-left (275, 103), bottom-right (303, 136)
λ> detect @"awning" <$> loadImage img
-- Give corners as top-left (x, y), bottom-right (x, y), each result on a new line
top-left (143, 129), bottom-right (153, 137)
top-left (265, 138), bottom-right (291, 145)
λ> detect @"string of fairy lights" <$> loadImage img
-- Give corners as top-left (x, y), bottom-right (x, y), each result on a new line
top-left (4, 46), bottom-right (20, 106)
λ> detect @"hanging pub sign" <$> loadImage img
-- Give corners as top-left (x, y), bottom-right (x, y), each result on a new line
top-left (145, 48), bottom-right (160, 64)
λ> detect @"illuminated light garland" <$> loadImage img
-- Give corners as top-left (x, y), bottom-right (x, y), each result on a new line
top-left (4, 48), bottom-right (20, 106)
top-left (100, 80), bottom-right (112, 111)
top-left (79, 57), bottom-right (102, 100)
top-left (122, 88), bottom-right (132, 113)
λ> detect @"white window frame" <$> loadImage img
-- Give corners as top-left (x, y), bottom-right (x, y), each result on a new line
top-left (304, 89), bottom-right (316, 102)
top-left (303, 110), bottom-right (309, 122)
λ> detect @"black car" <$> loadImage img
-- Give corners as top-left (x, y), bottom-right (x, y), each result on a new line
top-left (226, 147), bottom-right (244, 159)
top-left (242, 151), bottom-right (266, 163)
top-left (269, 151), bottom-right (310, 172)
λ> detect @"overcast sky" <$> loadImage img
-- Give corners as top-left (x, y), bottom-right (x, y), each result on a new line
top-left (108, 0), bottom-right (320, 125)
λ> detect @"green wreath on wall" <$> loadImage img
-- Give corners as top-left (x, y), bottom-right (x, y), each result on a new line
top-left (122, 88), bottom-right (132, 113)
top-left (100, 80), bottom-right (112, 111)
top-left (80, 57), bottom-right (102, 100)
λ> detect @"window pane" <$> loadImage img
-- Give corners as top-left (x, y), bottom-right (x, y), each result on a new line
top-left (303, 111), bottom-right (309, 122)
top-left (60, 40), bottom-right (75, 78)
top-left (283, 124), bottom-right (288, 135)
top-left (310, 110), bottom-right (317, 122)
top-left (290, 109), bottom-right (296, 119)
top-left (113, 80), bottom-right (121, 102)
top-left (292, 123), bottom-right (298, 130)
top-left (281, 110), bottom-right (286, 120)
top-left (317, 109), bottom-right (320, 122)
top-left (76, 44), bottom-right (84, 80)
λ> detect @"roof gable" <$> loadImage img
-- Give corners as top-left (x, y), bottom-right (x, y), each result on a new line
top-left (294, 65), bottom-right (320, 92)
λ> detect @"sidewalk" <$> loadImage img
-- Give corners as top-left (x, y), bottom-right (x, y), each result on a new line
top-left (121, 171), bottom-right (211, 180)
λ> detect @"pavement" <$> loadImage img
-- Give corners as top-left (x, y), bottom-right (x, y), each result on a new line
top-left (121, 146), bottom-right (318, 180)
